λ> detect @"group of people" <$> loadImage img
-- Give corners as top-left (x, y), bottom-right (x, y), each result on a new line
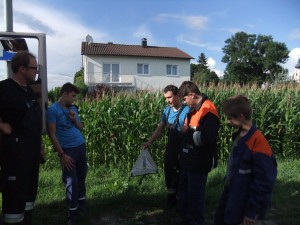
top-left (144, 83), bottom-right (277, 225)
top-left (0, 51), bottom-right (277, 225)
top-left (0, 51), bottom-right (87, 225)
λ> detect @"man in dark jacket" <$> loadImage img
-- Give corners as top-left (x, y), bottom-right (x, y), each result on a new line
top-left (177, 81), bottom-right (220, 225)
top-left (0, 51), bottom-right (44, 225)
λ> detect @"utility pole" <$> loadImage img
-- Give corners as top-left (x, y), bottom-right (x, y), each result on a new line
top-left (3, 0), bottom-right (13, 77)
top-left (4, 0), bottom-right (13, 32)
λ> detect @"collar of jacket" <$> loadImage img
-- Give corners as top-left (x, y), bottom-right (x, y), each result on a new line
top-left (194, 94), bottom-right (208, 111)
top-left (232, 123), bottom-right (257, 144)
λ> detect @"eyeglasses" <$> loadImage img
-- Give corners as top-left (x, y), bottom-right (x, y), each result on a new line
top-left (27, 66), bottom-right (38, 70)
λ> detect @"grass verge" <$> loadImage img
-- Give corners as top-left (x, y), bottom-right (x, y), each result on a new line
top-left (2, 159), bottom-right (299, 225)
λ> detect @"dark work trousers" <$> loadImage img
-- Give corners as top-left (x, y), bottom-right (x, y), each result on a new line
top-left (213, 187), bottom-right (240, 225)
top-left (62, 143), bottom-right (88, 218)
top-left (164, 139), bottom-right (181, 195)
top-left (1, 134), bottom-right (41, 225)
top-left (177, 170), bottom-right (208, 225)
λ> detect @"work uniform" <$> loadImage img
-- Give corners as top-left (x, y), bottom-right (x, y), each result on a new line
top-left (178, 95), bottom-right (219, 225)
top-left (0, 79), bottom-right (42, 225)
top-left (161, 104), bottom-right (189, 205)
top-left (47, 102), bottom-right (87, 220)
top-left (214, 124), bottom-right (277, 225)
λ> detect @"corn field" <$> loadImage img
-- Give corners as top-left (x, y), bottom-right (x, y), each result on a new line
top-left (43, 83), bottom-right (300, 170)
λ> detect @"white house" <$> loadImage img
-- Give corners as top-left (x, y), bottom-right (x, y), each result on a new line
top-left (81, 38), bottom-right (193, 91)
top-left (293, 58), bottom-right (300, 83)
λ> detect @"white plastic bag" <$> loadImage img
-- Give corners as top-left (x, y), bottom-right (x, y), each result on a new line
top-left (130, 148), bottom-right (158, 177)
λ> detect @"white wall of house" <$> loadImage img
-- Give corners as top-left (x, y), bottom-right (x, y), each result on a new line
top-left (293, 69), bottom-right (300, 83)
top-left (83, 55), bottom-right (191, 90)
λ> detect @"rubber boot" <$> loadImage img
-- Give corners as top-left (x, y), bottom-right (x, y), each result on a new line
top-left (23, 210), bottom-right (32, 225)
top-left (3, 222), bottom-right (23, 225)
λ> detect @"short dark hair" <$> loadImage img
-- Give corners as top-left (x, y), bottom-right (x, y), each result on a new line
top-left (11, 51), bottom-right (36, 73)
top-left (60, 82), bottom-right (80, 96)
top-left (163, 85), bottom-right (179, 95)
top-left (178, 81), bottom-right (201, 97)
top-left (221, 95), bottom-right (252, 120)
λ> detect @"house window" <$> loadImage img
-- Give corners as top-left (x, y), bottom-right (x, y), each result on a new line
top-left (103, 63), bottom-right (120, 82)
top-left (166, 65), bottom-right (178, 76)
top-left (137, 64), bottom-right (149, 75)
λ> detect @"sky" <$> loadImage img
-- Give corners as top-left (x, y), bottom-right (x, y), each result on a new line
top-left (0, 0), bottom-right (300, 90)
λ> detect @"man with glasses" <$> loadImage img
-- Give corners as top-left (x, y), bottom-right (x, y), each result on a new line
top-left (0, 51), bottom-right (44, 225)
top-left (177, 81), bottom-right (220, 225)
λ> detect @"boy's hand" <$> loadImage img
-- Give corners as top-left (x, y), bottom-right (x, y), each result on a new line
top-left (61, 154), bottom-right (74, 171)
top-left (68, 110), bottom-right (76, 122)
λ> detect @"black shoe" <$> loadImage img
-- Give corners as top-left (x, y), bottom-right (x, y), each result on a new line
top-left (67, 216), bottom-right (77, 225)
top-left (78, 206), bottom-right (87, 217)
top-left (166, 193), bottom-right (177, 210)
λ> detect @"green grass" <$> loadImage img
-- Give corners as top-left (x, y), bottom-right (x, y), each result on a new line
top-left (26, 159), bottom-right (300, 225)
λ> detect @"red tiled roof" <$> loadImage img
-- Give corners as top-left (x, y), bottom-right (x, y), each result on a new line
top-left (81, 42), bottom-right (193, 59)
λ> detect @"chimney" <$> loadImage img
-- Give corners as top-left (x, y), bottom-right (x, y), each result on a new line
top-left (141, 38), bottom-right (147, 47)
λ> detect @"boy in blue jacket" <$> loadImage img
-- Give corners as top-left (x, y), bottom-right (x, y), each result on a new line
top-left (214, 95), bottom-right (277, 225)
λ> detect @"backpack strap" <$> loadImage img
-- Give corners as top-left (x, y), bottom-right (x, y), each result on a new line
top-left (173, 104), bottom-right (187, 127)
top-left (166, 106), bottom-right (172, 123)
top-left (167, 104), bottom-right (187, 128)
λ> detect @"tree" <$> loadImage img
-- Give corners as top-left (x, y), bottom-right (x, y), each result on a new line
top-left (73, 67), bottom-right (88, 98)
top-left (191, 52), bottom-right (219, 85)
top-left (197, 52), bottom-right (209, 72)
top-left (193, 70), bottom-right (219, 86)
top-left (222, 32), bottom-right (289, 84)
top-left (190, 63), bottom-right (198, 80)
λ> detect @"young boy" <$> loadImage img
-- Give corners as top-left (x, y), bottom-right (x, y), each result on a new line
top-left (214, 95), bottom-right (277, 225)
top-left (143, 85), bottom-right (189, 208)
top-left (178, 81), bottom-right (220, 225)
top-left (47, 83), bottom-right (87, 225)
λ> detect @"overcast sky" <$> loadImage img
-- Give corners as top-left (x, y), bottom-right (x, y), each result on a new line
top-left (0, 0), bottom-right (299, 90)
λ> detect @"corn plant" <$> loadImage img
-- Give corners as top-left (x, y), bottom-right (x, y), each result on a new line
top-left (43, 83), bottom-right (300, 170)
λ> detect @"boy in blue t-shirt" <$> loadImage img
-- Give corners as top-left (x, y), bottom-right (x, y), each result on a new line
top-left (143, 85), bottom-right (190, 208)
top-left (47, 83), bottom-right (87, 225)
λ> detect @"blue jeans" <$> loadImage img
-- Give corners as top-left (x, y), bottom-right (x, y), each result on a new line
top-left (177, 170), bottom-right (208, 225)
top-left (62, 143), bottom-right (88, 216)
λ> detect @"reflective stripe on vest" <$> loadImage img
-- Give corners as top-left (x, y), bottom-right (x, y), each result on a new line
top-left (69, 206), bottom-right (78, 211)
top-left (4, 213), bottom-right (24, 223)
top-left (167, 188), bottom-right (176, 194)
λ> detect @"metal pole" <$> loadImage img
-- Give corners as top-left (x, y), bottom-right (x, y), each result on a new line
top-left (4, 0), bottom-right (13, 77)
top-left (4, 0), bottom-right (13, 32)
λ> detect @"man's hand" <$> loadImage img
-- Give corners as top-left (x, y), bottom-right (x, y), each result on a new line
top-left (61, 154), bottom-right (74, 171)
top-left (181, 124), bottom-right (188, 133)
top-left (143, 141), bottom-right (151, 149)
top-left (40, 144), bottom-right (46, 164)
top-left (243, 216), bottom-right (256, 225)
top-left (0, 122), bottom-right (12, 135)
